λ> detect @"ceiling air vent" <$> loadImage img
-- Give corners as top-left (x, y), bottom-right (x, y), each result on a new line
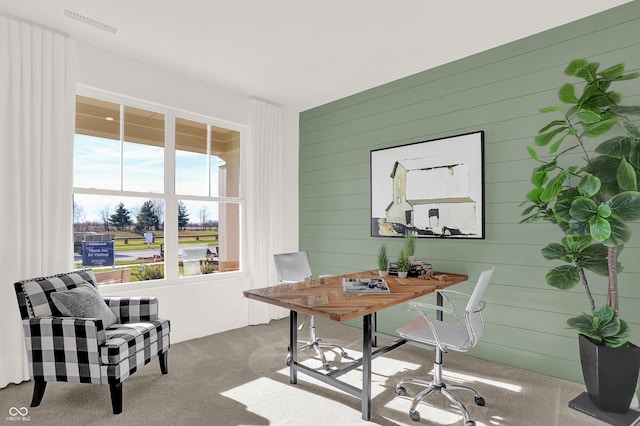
top-left (62, 9), bottom-right (119, 35)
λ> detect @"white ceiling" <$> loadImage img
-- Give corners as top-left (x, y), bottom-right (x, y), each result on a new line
top-left (0, 0), bottom-right (632, 111)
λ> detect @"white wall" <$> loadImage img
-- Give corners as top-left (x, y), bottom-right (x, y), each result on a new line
top-left (281, 106), bottom-right (300, 252)
top-left (77, 42), bottom-right (248, 124)
top-left (77, 42), bottom-right (299, 343)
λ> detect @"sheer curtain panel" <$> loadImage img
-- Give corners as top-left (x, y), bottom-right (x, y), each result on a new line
top-left (0, 15), bottom-right (77, 388)
top-left (246, 98), bottom-right (288, 324)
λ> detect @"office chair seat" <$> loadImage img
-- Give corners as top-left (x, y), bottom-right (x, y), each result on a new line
top-left (395, 268), bottom-right (494, 426)
top-left (398, 316), bottom-right (473, 352)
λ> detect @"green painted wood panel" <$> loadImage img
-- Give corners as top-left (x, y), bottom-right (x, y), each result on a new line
top-left (299, 2), bottom-right (640, 384)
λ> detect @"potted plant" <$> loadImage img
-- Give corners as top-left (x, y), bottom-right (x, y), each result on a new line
top-left (397, 249), bottom-right (411, 278)
top-left (405, 233), bottom-right (416, 261)
top-left (521, 59), bottom-right (640, 413)
top-left (378, 244), bottom-right (389, 277)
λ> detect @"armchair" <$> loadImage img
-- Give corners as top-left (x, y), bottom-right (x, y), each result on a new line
top-left (14, 269), bottom-right (170, 414)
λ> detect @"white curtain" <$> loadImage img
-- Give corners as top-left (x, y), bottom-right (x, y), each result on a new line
top-left (246, 98), bottom-right (288, 324)
top-left (0, 16), bottom-right (77, 388)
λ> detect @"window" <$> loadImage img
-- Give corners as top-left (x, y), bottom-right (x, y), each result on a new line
top-left (174, 117), bottom-right (241, 276)
top-left (73, 92), bottom-right (243, 284)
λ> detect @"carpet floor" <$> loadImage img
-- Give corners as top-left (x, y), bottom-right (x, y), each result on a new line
top-left (0, 317), bottom-right (623, 425)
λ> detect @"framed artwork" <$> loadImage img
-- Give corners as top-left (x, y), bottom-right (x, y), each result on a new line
top-left (370, 130), bottom-right (484, 239)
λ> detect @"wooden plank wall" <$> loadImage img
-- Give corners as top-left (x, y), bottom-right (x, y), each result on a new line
top-left (298, 2), bottom-right (640, 383)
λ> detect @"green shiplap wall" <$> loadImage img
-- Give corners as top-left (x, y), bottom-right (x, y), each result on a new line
top-left (298, 2), bottom-right (640, 383)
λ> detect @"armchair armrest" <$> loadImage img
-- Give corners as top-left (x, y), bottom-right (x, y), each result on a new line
top-left (22, 317), bottom-right (105, 383)
top-left (103, 297), bottom-right (159, 322)
top-left (25, 316), bottom-right (107, 345)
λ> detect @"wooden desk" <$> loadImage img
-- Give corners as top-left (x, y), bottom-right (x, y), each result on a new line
top-left (243, 269), bottom-right (468, 421)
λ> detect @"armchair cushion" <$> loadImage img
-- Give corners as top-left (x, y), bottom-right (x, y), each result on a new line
top-left (101, 319), bottom-right (170, 365)
top-left (51, 282), bottom-right (118, 328)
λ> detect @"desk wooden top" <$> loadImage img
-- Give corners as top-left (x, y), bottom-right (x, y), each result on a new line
top-left (243, 270), bottom-right (468, 322)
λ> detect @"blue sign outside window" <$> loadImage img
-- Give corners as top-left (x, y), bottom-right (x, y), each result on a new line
top-left (82, 241), bottom-right (115, 267)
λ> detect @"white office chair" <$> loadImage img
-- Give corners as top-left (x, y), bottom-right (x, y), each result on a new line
top-left (274, 251), bottom-right (348, 370)
top-left (395, 267), bottom-right (494, 426)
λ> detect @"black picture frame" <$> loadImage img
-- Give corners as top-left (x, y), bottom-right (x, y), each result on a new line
top-left (370, 130), bottom-right (485, 239)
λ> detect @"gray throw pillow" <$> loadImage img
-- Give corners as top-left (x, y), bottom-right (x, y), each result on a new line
top-left (51, 282), bottom-right (117, 328)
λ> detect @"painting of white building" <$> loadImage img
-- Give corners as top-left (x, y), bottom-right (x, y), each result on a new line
top-left (371, 131), bottom-right (484, 238)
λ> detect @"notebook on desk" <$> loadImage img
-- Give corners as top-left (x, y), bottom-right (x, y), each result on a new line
top-left (342, 277), bottom-right (391, 294)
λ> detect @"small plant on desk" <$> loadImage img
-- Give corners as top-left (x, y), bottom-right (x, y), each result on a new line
top-left (397, 249), bottom-right (411, 278)
top-left (405, 233), bottom-right (416, 261)
top-left (377, 244), bottom-right (389, 277)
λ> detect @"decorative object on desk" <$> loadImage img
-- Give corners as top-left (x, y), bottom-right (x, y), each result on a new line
top-left (342, 277), bottom-right (390, 294)
top-left (432, 273), bottom-right (450, 281)
top-left (396, 249), bottom-right (411, 278)
top-left (404, 233), bottom-right (416, 261)
top-left (406, 263), bottom-right (425, 277)
top-left (409, 260), bottom-right (433, 279)
top-left (377, 244), bottom-right (389, 277)
top-left (370, 131), bottom-right (485, 239)
top-left (520, 59), bottom-right (640, 414)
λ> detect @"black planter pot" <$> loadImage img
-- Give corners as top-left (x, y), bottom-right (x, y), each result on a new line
top-left (578, 334), bottom-right (640, 413)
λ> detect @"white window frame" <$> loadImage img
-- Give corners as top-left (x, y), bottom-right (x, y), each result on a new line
top-left (74, 86), bottom-right (247, 285)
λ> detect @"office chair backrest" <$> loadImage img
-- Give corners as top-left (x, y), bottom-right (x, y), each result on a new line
top-left (464, 267), bottom-right (494, 345)
top-left (274, 251), bottom-right (313, 283)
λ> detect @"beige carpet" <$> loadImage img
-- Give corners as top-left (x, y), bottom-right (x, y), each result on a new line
top-left (0, 317), bottom-right (618, 425)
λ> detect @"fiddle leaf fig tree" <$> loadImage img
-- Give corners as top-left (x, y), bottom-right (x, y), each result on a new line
top-left (521, 59), bottom-right (640, 348)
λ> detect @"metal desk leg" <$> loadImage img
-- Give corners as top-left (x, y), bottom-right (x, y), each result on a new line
top-left (362, 313), bottom-right (372, 420)
top-left (289, 310), bottom-right (297, 384)
top-left (437, 292), bottom-right (444, 321)
top-left (372, 311), bottom-right (378, 348)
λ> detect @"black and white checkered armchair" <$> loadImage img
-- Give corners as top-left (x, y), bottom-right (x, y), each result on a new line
top-left (14, 269), bottom-right (170, 414)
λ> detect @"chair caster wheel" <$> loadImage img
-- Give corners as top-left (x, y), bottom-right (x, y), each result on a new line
top-left (475, 396), bottom-right (485, 406)
top-left (464, 421), bottom-right (475, 426)
top-left (322, 363), bottom-right (330, 370)
top-left (409, 410), bottom-right (420, 422)
top-left (396, 386), bottom-right (407, 396)
top-left (341, 351), bottom-right (348, 358)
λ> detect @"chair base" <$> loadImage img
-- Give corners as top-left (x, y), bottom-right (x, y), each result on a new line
top-left (396, 349), bottom-right (485, 425)
top-left (288, 338), bottom-right (349, 370)
top-left (286, 316), bottom-right (347, 370)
